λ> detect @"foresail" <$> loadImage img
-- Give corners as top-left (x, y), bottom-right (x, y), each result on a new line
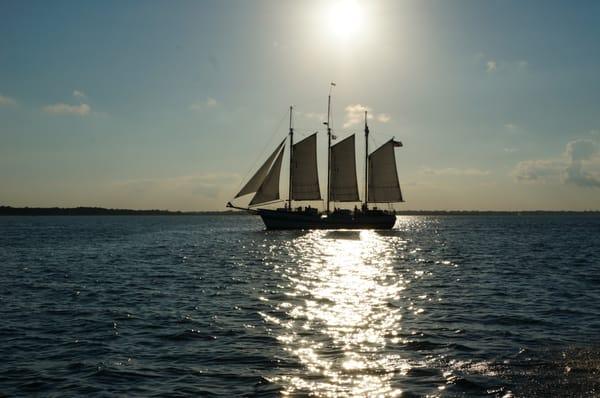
top-left (249, 145), bottom-right (285, 206)
top-left (292, 133), bottom-right (321, 200)
top-left (330, 134), bottom-right (360, 202)
top-left (235, 140), bottom-right (286, 198)
top-left (368, 139), bottom-right (403, 203)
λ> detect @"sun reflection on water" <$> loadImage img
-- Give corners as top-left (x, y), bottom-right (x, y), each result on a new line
top-left (266, 229), bottom-right (411, 396)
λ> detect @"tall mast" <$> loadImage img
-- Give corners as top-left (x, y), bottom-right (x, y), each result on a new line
top-left (364, 110), bottom-right (369, 208)
top-left (288, 106), bottom-right (294, 210)
top-left (326, 83), bottom-right (334, 213)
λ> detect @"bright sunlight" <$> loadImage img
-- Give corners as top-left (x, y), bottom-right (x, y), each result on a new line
top-left (326, 0), bottom-right (364, 40)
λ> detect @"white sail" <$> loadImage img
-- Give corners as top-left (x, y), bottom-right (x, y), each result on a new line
top-left (235, 140), bottom-right (285, 198)
top-left (368, 139), bottom-right (403, 203)
top-left (330, 134), bottom-right (360, 202)
top-left (250, 145), bottom-right (285, 206)
top-left (292, 133), bottom-right (321, 200)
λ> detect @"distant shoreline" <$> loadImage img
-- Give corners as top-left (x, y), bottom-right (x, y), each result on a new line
top-left (1, 206), bottom-right (599, 216)
top-left (0, 206), bottom-right (237, 216)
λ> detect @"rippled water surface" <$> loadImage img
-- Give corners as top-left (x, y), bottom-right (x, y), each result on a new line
top-left (1, 215), bottom-right (599, 397)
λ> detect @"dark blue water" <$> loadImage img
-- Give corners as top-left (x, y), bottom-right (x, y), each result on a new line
top-left (1, 215), bottom-right (599, 397)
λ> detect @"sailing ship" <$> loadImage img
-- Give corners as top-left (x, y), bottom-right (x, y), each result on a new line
top-left (227, 86), bottom-right (404, 230)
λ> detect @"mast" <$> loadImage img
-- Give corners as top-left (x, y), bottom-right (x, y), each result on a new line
top-left (364, 110), bottom-right (369, 209)
top-left (288, 106), bottom-right (294, 210)
top-left (326, 83), bottom-right (335, 213)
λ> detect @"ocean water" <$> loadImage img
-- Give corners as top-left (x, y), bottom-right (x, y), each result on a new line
top-left (0, 215), bottom-right (599, 397)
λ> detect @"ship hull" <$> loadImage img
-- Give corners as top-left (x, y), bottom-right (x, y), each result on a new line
top-left (257, 209), bottom-right (396, 230)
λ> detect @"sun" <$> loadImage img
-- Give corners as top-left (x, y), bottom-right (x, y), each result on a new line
top-left (326, 0), bottom-right (364, 40)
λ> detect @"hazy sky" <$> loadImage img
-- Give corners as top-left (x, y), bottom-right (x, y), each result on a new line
top-left (1, 0), bottom-right (599, 210)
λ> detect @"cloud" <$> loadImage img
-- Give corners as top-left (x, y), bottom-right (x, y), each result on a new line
top-left (0, 94), bottom-right (16, 106)
top-left (564, 139), bottom-right (600, 188)
top-left (190, 97), bottom-right (218, 111)
top-left (343, 104), bottom-right (390, 128)
top-left (43, 103), bottom-right (91, 116)
top-left (564, 162), bottom-right (600, 188)
top-left (422, 167), bottom-right (491, 177)
top-left (503, 147), bottom-right (519, 153)
top-left (512, 159), bottom-right (564, 183)
top-left (72, 89), bottom-right (87, 99)
top-left (512, 139), bottom-right (600, 188)
top-left (297, 111), bottom-right (326, 121)
top-left (377, 113), bottom-right (391, 123)
top-left (344, 104), bottom-right (371, 127)
top-left (566, 139), bottom-right (597, 161)
top-left (504, 123), bottom-right (529, 136)
top-left (479, 53), bottom-right (529, 73)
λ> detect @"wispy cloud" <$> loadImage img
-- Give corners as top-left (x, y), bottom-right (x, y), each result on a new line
top-left (504, 123), bottom-right (518, 132)
top-left (43, 103), bottom-right (91, 116)
top-left (512, 139), bottom-right (600, 188)
top-left (343, 104), bottom-right (391, 128)
top-left (422, 167), bottom-right (491, 177)
top-left (479, 52), bottom-right (529, 73)
top-left (512, 159), bottom-right (564, 183)
top-left (0, 94), bottom-right (16, 107)
top-left (377, 113), bottom-right (391, 123)
top-left (344, 104), bottom-right (371, 128)
top-left (190, 97), bottom-right (218, 111)
top-left (503, 147), bottom-right (519, 153)
top-left (72, 89), bottom-right (87, 99)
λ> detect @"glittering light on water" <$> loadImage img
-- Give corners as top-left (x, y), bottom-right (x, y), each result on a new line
top-left (264, 229), bottom-right (411, 396)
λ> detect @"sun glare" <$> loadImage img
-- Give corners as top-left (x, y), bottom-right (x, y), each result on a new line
top-left (327, 0), bottom-right (364, 40)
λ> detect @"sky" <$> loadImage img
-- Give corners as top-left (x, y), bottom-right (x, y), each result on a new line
top-left (1, 0), bottom-right (599, 211)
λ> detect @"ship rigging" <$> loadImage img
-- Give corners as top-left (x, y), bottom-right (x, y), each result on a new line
top-left (227, 84), bottom-right (403, 230)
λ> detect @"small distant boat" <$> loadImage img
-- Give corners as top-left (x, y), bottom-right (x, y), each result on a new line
top-left (227, 84), bottom-right (404, 230)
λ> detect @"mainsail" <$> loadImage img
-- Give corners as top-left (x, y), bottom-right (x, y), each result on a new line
top-left (330, 134), bottom-right (360, 202)
top-left (368, 139), bottom-right (403, 203)
top-left (235, 140), bottom-right (285, 199)
top-left (250, 145), bottom-right (285, 206)
top-left (224, 86), bottom-right (408, 232)
top-left (292, 133), bottom-right (321, 200)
